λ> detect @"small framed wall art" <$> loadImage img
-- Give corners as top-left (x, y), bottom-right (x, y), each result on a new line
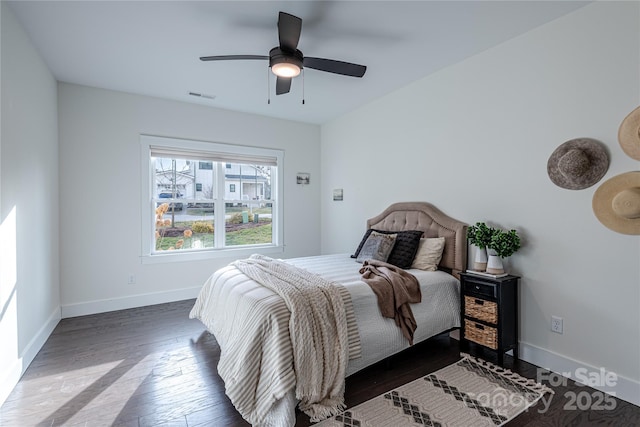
top-left (296, 173), bottom-right (310, 185)
top-left (333, 188), bottom-right (344, 201)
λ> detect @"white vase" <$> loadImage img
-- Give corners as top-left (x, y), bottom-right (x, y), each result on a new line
top-left (486, 254), bottom-right (504, 275)
top-left (473, 246), bottom-right (488, 271)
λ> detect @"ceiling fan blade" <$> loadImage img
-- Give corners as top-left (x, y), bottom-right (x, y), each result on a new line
top-left (275, 77), bottom-right (292, 95)
top-left (278, 12), bottom-right (302, 52)
top-left (200, 55), bottom-right (268, 61)
top-left (304, 57), bottom-right (367, 77)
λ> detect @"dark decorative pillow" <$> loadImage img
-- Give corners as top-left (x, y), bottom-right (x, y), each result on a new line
top-left (352, 229), bottom-right (423, 269)
top-left (385, 230), bottom-right (423, 268)
top-left (355, 231), bottom-right (397, 263)
top-left (352, 229), bottom-right (375, 258)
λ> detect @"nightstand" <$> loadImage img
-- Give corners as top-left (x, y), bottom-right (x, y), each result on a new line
top-left (459, 272), bottom-right (520, 366)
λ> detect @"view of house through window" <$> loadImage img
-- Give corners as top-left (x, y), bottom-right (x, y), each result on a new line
top-left (143, 136), bottom-right (281, 257)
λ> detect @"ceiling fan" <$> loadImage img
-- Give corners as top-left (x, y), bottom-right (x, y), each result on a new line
top-left (200, 11), bottom-right (367, 96)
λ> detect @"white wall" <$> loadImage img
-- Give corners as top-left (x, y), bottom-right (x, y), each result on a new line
top-left (0, 3), bottom-right (61, 404)
top-left (57, 83), bottom-right (321, 315)
top-left (321, 1), bottom-right (640, 403)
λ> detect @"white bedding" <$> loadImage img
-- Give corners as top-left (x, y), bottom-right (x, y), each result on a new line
top-left (190, 253), bottom-right (460, 426)
top-left (286, 254), bottom-right (461, 376)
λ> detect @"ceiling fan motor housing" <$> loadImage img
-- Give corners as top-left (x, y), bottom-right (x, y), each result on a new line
top-left (269, 47), bottom-right (304, 73)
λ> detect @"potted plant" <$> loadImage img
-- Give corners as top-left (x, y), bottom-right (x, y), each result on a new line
top-left (467, 222), bottom-right (496, 271)
top-left (486, 229), bottom-right (521, 274)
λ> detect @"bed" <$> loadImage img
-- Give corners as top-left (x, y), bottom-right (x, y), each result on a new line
top-left (189, 201), bottom-right (468, 426)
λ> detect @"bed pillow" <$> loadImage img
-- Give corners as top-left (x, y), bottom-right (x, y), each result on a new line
top-left (352, 229), bottom-right (423, 269)
top-left (356, 231), bottom-right (397, 263)
top-left (411, 237), bottom-right (446, 271)
top-left (352, 229), bottom-right (375, 258)
top-left (384, 230), bottom-right (423, 269)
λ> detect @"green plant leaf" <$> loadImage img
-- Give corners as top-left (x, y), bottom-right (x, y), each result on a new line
top-left (488, 229), bottom-right (521, 258)
top-left (467, 222), bottom-right (496, 248)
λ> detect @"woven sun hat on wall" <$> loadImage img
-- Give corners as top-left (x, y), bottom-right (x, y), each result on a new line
top-left (618, 106), bottom-right (640, 161)
top-left (547, 138), bottom-right (609, 190)
top-left (592, 171), bottom-right (640, 235)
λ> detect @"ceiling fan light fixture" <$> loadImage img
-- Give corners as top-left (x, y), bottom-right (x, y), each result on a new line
top-left (271, 62), bottom-right (301, 78)
top-left (269, 47), bottom-right (303, 78)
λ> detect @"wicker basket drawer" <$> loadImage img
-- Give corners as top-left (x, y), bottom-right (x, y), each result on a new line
top-left (464, 296), bottom-right (498, 324)
top-left (464, 319), bottom-right (498, 350)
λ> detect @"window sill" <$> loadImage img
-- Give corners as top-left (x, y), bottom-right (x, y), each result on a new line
top-left (140, 245), bottom-right (284, 264)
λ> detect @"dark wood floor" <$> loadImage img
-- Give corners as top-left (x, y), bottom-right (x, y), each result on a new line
top-left (1, 300), bottom-right (638, 426)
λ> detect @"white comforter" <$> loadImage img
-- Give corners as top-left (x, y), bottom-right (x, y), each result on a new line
top-left (189, 253), bottom-right (460, 426)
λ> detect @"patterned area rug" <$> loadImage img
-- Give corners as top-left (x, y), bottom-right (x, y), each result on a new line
top-left (316, 353), bottom-right (553, 427)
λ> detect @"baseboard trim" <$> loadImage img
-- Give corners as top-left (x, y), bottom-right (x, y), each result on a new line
top-left (0, 306), bottom-right (60, 406)
top-left (60, 286), bottom-right (202, 318)
top-left (520, 341), bottom-right (640, 407)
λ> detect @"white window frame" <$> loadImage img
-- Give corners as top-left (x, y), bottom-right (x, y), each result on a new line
top-left (140, 135), bottom-right (284, 264)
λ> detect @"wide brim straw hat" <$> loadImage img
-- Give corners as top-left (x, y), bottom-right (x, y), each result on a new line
top-left (618, 106), bottom-right (640, 161)
top-left (592, 171), bottom-right (640, 235)
top-left (547, 138), bottom-right (609, 190)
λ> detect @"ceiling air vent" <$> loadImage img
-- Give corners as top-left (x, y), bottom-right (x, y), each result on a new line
top-left (188, 92), bottom-right (216, 100)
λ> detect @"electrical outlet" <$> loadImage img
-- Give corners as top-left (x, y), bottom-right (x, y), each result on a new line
top-left (128, 274), bottom-right (136, 284)
top-left (551, 315), bottom-right (563, 334)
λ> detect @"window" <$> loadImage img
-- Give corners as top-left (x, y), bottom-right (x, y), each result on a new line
top-left (141, 135), bottom-right (283, 262)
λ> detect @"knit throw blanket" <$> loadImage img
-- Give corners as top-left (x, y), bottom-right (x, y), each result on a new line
top-left (359, 259), bottom-right (422, 345)
top-left (232, 254), bottom-right (350, 421)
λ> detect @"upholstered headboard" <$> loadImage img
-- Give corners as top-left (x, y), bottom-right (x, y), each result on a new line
top-left (366, 202), bottom-right (468, 276)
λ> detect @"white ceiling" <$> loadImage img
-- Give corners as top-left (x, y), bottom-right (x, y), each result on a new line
top-left (8, 1), bottom-right (589, 125)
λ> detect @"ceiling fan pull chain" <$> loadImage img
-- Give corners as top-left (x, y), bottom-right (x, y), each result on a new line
top-left (267, 67), bottom-right (271, 104)
top-left (302, 69), bottom-right (305, 105)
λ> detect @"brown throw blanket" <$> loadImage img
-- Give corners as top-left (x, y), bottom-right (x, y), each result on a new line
top-left (359, 259), bottom-right (422, 344)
